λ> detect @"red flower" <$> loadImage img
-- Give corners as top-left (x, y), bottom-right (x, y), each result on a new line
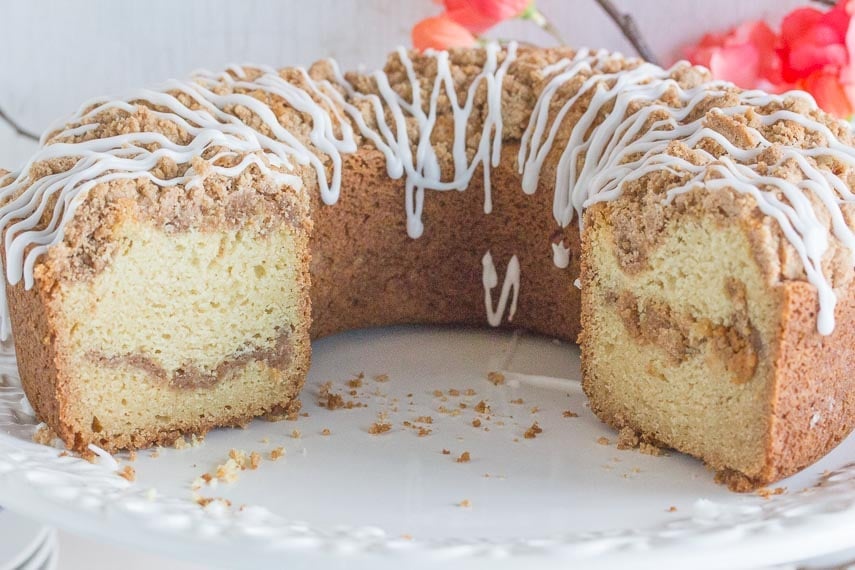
top-left (779, 4), bottom-right (849, 83)
top-left (443, 0), bottom-right (532, 33)
top-left (412, 14), bottom-right (477, 51)
top-left (778, 2), bottom-right (855, 117)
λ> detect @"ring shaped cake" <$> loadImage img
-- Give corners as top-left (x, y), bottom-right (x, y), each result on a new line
top-left (2, 44), bottom-right (855, 491)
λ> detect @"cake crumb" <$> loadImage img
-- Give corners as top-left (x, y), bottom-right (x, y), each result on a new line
top-left (597, 436), bottom-right (611, 446)
top-left (373, 374), bottom-right (389, 383)
top-left (269, 447), bottom-right (285, 461)
top-left (464, 388), bottom-right (476, 396)
top-left (127, 450), bottom-right (138, 462)
top-left (524, 422), bottom-right (543, 439)
top-left (195, 496), bottom-right (232, 509)
top-left (215, 459), bottom-right (241, 483)
top-left (369, 413), bottom-right (392, 435)
top-left (510, 398), bottom-right (524, 405)
top-left (347, 375), bottom-right (364, 389)
top-left (415, 415), bottom-right (433, 424)
top-left (448, 388), bottom-right (460, 396)
top-left (487, 371), bottom-right (505, 385)
top-left (291, 429), bottom-right (302, 439)
top-left (319, 382), bottom-right (346, 410)
top-left (442, 449), bottom-right (451, 455)
top-left (667, 506), bottom-right (678, 512)
top-left (149, 447), bottom-right (161, 459)
top-left (562, 410), bottom-right (579, 418)
top-left (474, 400), bottom-right (491, 414)
top-left (432, 390), bottom-right (443, 397)
top-left (401, 534), bottom-right (413, 540)
top-left (472, 418), bottom-right (482, 428)
top-left (757, 486), bottom-right (786, 499)
top-left (229, 449), bottom-right (249, 468)
top-left (32, 424), bottom-right (59, 446)
top-left (616, 427), bottom-right (666, 456)
top-left (249, 451), bottom-right (261, 470)
top-left (458, 499), bottom-right (472, 508)
top-left (118, 465), bottom-right (136, 482)
top-left (530, 406), bottom-right (539, 414)
top-left (456, 451), bottom-right (471, 463)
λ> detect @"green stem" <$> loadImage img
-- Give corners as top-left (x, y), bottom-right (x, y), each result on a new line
top-left (520, 4), bottom-right (566, 45)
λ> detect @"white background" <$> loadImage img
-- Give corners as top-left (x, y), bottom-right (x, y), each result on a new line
top-left (0, 1), bottom-right (806, 568)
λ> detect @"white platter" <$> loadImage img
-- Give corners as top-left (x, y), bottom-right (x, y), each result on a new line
top-left (0, 508), bottom-right (51, 570)
top-left (1, 326), bottom-right (855, 569)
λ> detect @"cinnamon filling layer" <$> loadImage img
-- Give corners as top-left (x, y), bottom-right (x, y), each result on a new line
top-left (86, 331), bottom-right (292, 389)
top-left (610, 286), bottom-right (760, 384)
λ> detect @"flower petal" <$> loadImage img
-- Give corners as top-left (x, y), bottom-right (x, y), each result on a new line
top-left (412, 15), bottom-right (478, 51)
top-left (802, 70), bottom-right (854, 117)
top-left (467, 0), bottom-right (531, 21)
top-left (683, 20), bottom-right (785, 90)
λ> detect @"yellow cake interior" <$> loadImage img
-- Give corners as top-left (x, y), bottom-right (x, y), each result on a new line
top-left (50, 219), bottom-right (310, 449)
top-left (582, 206), bottom-right (782, 479)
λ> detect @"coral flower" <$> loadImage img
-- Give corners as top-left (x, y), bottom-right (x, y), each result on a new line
top-left (412, 14), bottom-right (478, 51)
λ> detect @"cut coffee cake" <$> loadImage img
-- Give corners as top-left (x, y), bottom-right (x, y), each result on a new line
top-left (2, 44), bottom-right (854, 490)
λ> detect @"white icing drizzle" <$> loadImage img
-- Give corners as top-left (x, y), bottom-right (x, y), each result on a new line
top-left (87, 443), bottom-right (119, 471)
top-left (0, 43), bottom-right (853, 338)
top-left (482, 251), bottom-right (520, 327)
top-left (551, 240), bottom-right (571, 269)
top-left (326, 42), bottom-right (518, 238)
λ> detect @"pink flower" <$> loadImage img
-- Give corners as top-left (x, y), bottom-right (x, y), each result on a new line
top-left (412, 14), bottom-right (477, 51)
top-left (684, 21), bottom-right (784, 92)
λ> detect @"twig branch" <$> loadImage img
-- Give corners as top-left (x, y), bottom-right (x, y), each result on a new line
top-left (0, 106), bottom-right (38, 142)
top-left (592, 0), bottom-right (659, 65)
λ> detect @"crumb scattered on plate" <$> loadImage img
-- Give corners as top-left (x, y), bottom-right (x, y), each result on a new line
top-left (118, 465), bottom-right (136, 482)
top-left (524, 422), bottom-right (543, 439)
